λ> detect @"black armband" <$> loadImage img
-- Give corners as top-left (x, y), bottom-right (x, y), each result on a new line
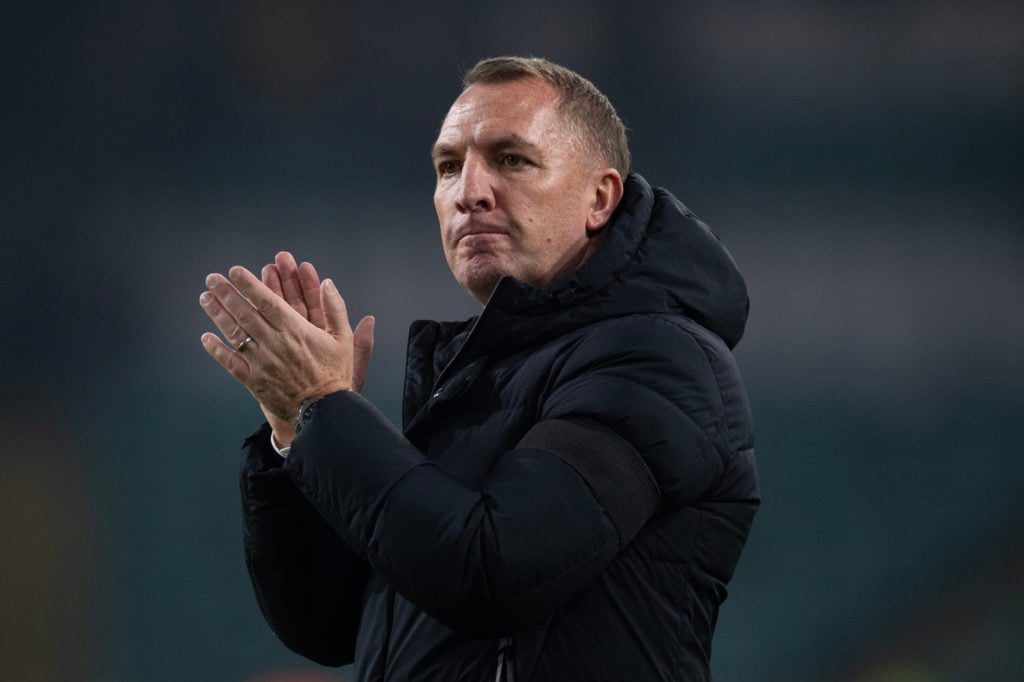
top-left (518, 419), bottom-right (660, 546)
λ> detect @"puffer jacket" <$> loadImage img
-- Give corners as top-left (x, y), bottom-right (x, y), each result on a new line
top-left (240, 173), bottom-right (759, 681)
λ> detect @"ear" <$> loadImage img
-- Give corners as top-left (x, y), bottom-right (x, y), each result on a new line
top-left (586, 168), bottom-right (625, 233)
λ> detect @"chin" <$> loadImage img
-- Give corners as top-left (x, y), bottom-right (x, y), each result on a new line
top-left (464, 275), bottom-right (502, 303)
top-left (456, 265), bottom-right (505, 303)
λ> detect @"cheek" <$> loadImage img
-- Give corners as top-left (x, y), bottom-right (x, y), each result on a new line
top-left (433, 191), bottom-right (445, 223)
top-left (435, 195), bottom-right (453, 240)
top-left (539, 207), bottom-right (582, 246)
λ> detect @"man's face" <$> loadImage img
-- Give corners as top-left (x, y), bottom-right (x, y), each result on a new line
top-left (432, 78), bottom-right (611, 304)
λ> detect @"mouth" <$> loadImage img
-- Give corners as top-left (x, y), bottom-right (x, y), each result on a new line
top-left (459, 231), bottom-right (506, 243)
top-left (454, 225), bottom-right (510, 246)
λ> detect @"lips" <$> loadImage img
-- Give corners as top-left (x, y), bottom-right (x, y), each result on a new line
top-left (453, 222), bottom-right (510, 245)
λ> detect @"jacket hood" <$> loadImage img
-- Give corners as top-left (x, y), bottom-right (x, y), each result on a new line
top-left (486, 173), bottom-right (748, 347)
top-left (408, 173), bottom-right (749, 398)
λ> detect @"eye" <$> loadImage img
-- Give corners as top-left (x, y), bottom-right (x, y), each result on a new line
top-left (437, 160), bottom-right (461, 177)
top-left (499, 153), bottom-right (526, 169)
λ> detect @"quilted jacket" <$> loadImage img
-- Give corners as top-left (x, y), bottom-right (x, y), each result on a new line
top-left (240, 173), bottom-right (760, 681)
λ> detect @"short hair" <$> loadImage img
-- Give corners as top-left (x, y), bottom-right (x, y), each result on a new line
top-left (462, 56), bottom-right (631, 178)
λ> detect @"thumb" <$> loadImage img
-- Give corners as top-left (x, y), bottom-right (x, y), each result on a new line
top-left (320, 278), bottom-right (352, 337)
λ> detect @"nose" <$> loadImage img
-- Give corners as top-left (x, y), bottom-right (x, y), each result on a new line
top-left (455, 155), bottom-right (495, 213)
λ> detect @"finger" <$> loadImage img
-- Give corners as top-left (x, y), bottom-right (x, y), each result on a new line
top-left (352, 315), bottom-right (376, 392)
top-left (262, 263), bottom-right (284, 298)
top-left (298, 261), bottom-right (326, 328)
top-left (274, 251), bottom-right (308, 319)
top-left (320, 278), bottom-right (352, 337)
top-left (224, 266), bottom-right (295, 330)
top-left (199, 290), bottom-right (252, 348)
top-left (205, 272), bottom-right (275, 341)
top-left (200, 331), bottom-right (251, 385)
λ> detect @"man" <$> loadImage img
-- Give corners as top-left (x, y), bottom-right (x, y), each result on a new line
top-left (200, 57), bottom-right (758, 681)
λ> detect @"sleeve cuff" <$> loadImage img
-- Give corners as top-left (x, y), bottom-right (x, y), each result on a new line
top-left (270, 430), bottom-right (291, 458)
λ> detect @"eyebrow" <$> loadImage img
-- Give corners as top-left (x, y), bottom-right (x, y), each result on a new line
top-left (430, 143), bottom-right (457, 162)
top-left (431, 134), bottom-right (542, 162)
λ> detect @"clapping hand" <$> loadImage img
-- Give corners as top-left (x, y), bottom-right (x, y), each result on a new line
top-left (199, 251), bottom-right (375, 447)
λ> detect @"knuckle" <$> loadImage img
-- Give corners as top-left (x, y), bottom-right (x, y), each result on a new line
top-left (254, 299), bottom-right (277, 318)
top-left (235, 306), bottom-right (258, 328)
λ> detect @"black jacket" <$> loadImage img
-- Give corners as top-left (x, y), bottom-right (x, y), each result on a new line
top-left (240, 173), bottom-right (759, 681)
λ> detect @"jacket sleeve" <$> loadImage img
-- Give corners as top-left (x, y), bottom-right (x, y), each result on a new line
top-left (241, 423), bottom-right (371, 666)
top-left (282, 317), bottom-right (718, 636)
top-left (541, 315), bottom-right (734, 509)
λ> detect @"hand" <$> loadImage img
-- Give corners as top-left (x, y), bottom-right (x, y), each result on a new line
top-left (262, 251), bottom-right (327, 329)
top-left (258, 251), bottom-right (376, 395)
top-left (257, 252), bottom-right (334, 444)
top-left (199, 265), bottom-right (375, 447)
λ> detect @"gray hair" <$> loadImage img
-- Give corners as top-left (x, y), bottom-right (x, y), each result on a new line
top-left (462, 56), bottom-right (631, 177)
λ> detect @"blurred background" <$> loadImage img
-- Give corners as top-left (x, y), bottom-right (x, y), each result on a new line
top-left (2, 1), bottom-right (1021, 680)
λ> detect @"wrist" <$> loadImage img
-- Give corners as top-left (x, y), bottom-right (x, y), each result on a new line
top-left (270, 428), bottom-right (295, 451)
top-left (265, 412), bottom-right (297, 449)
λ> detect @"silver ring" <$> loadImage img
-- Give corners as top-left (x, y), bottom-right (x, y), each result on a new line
top-left (236, 336), bottom-right (254, 353)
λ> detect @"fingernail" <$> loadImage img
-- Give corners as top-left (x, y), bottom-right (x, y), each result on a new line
top-left (205, 273), bottom-right (217, 288)
top-left (229, 266), bottom-right (243, 281)
top-left (324, 278), bottom-right (336, 292)
top-left (199, 292), bottom-right (212, 306)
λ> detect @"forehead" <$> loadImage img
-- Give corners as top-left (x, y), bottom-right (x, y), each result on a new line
top-left (433, 79), bottom-right (566, 151)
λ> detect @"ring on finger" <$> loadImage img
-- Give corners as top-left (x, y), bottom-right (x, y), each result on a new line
top-left (236, 336), bottom-right (254, 353)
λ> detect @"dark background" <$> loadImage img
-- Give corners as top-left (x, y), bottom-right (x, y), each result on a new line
top-left (2, 1), bottom-right (1021, 680)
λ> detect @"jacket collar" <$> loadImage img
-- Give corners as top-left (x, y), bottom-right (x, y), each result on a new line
top-left (405, 172), bottom-right (749, 413)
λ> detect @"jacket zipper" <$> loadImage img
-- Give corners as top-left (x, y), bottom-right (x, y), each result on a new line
top-left (494, 635), bottom-right (515, 682)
